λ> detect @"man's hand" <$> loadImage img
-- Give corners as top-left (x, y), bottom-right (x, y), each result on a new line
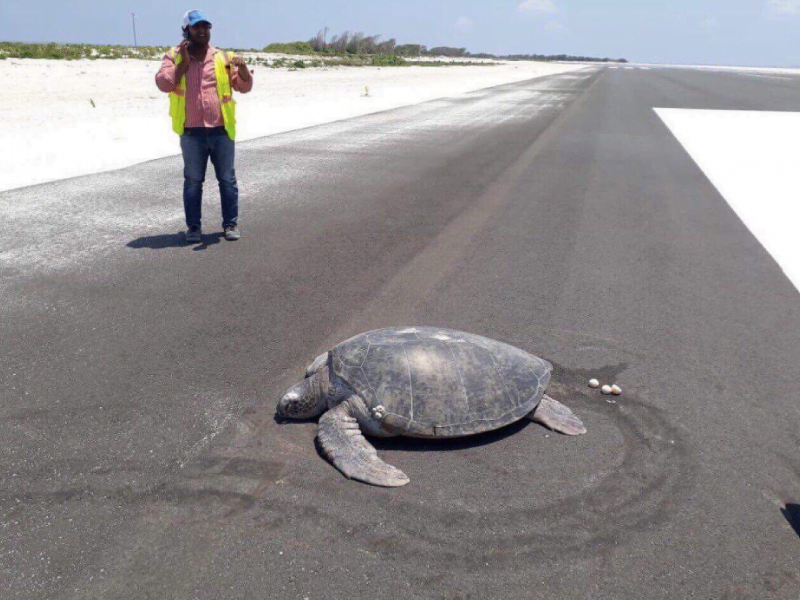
top-left (230, 55), bottom-right (252, 81)
top-left (173, 40), bottom-right (190, 80)
top-left (178, 40), bottom-right (190, 63)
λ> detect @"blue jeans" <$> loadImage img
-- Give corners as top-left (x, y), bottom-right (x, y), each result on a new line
top-left (180, 127), bottom-right (238, 228)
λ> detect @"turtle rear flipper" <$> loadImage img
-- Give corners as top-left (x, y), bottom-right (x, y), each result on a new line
top-left (318, 400), bottom-right (410, 487)
top-left (528, 395), bottom-right (586, 436)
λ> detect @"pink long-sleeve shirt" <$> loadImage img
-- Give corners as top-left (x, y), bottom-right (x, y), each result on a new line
top-left (155, 45), bottom-right (252, 129)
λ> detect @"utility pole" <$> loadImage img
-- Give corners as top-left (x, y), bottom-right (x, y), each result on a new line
top-left (131, 12), bottom-right (138, 48)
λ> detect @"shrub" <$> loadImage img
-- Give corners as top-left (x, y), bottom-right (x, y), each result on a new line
top-left (263, 41), bottom-right (315, 55)
top-left (0, 41), bottom-right (170, 60)
top-left (370, 54), bottom-right (406, 67)
top-left (426, 46), bottom-right (469, 58)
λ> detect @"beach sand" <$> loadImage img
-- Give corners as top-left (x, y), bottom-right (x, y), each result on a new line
top-left (0, 57), bottom-right (586, 192)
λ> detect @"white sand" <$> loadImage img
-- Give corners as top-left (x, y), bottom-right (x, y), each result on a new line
top-left (0, 57), bottom-right (585, 192)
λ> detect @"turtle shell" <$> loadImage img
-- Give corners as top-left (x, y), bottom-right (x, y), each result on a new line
top-left (330, 327), bottom-right (551, 438)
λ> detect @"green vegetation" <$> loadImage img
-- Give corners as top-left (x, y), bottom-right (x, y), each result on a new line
top-left (308, 29), bottom-right (397, 55)
top-left (257, 29), bottom-right (494, 68)
top-left (495, 53), bottom-right (628, 63)
top-left (263, 27), bottom-right (627, 63)
top-left (370, 54), bottom-right (407, 66)
top-left (0, 36), bottom-right (626, 67)
top-left (0, 41), bottom-right (169, 60)
top-left (247, 53), bottom-right (492, 69)
top-left (395, 44), bottom-right (425, 57)
top-left (0, 40), bottom-right (484, 69)
top-left (427, 47), bottom-right (468, 58)
top-left (262, 41), bottom-right (315, 55)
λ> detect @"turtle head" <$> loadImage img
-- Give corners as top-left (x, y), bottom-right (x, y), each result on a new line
top-left (277, 376), bottom-right (327, 420)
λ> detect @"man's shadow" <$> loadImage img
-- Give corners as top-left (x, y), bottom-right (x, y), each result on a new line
top-left (781, 503), bottom-right (800, 540)
top-left (127, 231), bottom-right (224, 251)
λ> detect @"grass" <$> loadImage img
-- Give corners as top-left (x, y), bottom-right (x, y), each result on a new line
top-left (263, 41), bottom-right (315, 55)
top-left (0, 41), bottom-right (172, 60)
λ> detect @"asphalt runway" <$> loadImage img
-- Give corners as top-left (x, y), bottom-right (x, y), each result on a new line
top-left (2, 66), bottom-right (800, 599)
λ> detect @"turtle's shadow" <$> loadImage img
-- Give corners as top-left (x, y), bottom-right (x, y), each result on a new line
top-left (273, 414), bottom-right (315, 425)
top-left (274, 412), bottom-right (531, 452)
top-left (308, 420), bottom-right (533, 459)
top-left (371, 419), bottom-right (532, 453)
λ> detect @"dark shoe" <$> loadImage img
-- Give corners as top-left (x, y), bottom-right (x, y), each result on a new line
top-left (224, 224), bottom-right (241, 241)
top-left (185, 225), bottom-right (202, 244)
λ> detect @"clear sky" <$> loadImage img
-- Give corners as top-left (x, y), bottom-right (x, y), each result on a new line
top-left (1, 0), bottom-right (798, 67)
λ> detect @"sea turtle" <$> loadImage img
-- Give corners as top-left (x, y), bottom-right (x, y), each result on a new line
top-left (277, 327), bottom-right (586, 487)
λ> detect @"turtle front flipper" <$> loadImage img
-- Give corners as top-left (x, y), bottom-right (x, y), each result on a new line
top-left (305, 352), bottom-right (329, 378)
top-left (528, 395), bottom-right (586, 436)
top-left (318, 399), bottom-right (410, 487)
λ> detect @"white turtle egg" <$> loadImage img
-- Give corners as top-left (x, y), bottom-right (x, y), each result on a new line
top-left (611, 384), bottom-right (622, 395)
top-left (589, 379), bottom-right (600, 389)
top-left (601, 385), bottom-right (612, 395)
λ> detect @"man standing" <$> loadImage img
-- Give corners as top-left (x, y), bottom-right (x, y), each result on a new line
top-left (156, 9), bottom-right (253, 243)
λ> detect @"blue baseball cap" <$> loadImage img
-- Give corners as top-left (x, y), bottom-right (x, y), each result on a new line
top-left (183, 9), bottom-right (211, 28)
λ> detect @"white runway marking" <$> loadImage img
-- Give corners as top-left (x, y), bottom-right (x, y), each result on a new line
top-left (750, 73), bottom-right (793, 80)
top-left (655, 108), bottom-right (800, 292)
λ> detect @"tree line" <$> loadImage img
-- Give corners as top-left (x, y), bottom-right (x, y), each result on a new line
top-left (494, 54), bottom-right (628, 63)
top-left (263, 28), bottom-right (625, 63)
top-left (264, 30), bottom-right (437, 57)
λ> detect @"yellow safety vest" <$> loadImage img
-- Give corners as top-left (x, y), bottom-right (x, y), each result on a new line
top-left (167, 47), bottom-right (237, 140)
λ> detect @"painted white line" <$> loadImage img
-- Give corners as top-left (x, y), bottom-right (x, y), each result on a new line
top-left (751, 73), bottom-right (793, 80)
top-left (655, 108), bottom-right (800, 292)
